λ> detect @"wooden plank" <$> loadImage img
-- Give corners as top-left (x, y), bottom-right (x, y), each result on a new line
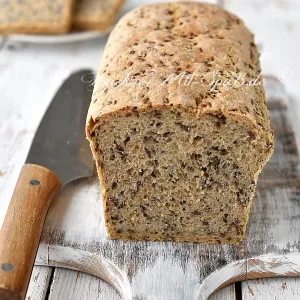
top-left (242, 277), bottom-right (300, 300)
top-left (25, 266), bottom-right (53, 300)
top-left (209, 285), bottom-right (236, 300)
top-left (44, 266), bottom-right (235, 300)
top-left (48, 268), bottom-right (121, 300)
top-left (45, 268), bottom-right (234, 300)
top-left (34, 243), bottom-right (244, 300)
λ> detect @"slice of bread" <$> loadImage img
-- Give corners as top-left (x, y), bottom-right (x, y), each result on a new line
top-left (0, 0), bottom-right (73, 35)
top-left (73, 0), bottom-right (124, 31)
top-left (86, 2), bottom-right (274, 244)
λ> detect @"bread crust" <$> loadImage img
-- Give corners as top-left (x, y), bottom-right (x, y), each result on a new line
top-left (87, 2), bottom-right (273, 151)
top-left (86, 2), bottom-right (274, 244)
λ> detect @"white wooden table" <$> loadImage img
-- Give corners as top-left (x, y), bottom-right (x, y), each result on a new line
top-left (1, 0), bottom-right (300, 299)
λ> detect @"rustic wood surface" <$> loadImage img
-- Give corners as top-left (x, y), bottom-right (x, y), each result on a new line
top-left (242, 277), bottom-right (300, 300)
top-left (25, 267), bottom-right (53, 300)
top-left (0, 0), bottom-right (300, 299)
top-left (45, 267), bottom-right (236, 300)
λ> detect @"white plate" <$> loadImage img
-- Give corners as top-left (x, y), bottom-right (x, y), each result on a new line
top-left (4, 28), bottom-right (111, 44)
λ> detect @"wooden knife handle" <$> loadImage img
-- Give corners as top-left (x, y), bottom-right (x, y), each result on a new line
top-left (0, 164), bottom-right (61, 300)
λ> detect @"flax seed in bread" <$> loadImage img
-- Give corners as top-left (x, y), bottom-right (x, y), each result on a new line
top-left (86, 2), bottom-right (274, 244)
top-left (73, 0), bottom-right (124, 31)
top-left (0, 0), bottom-right (73, 35)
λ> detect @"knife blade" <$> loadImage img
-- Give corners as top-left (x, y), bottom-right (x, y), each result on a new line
top-left (0, 70), bottom-right (94, 300)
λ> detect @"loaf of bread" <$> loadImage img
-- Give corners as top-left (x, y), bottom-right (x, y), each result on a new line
top-left (86, 2), bottom-right (274, 244)
top-left (73, 0), bottom-right (124, 31)
top-left (0, 0), bottom-right (73, 35)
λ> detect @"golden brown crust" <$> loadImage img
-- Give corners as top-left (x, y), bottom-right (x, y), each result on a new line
top-left (87, 1), bottom-right (273, 154)
top-left (88, 2), bottom-right (272, 138)
top-left (0, 0), bottom-right (74, 35)
top-left (73, 0), bottom-right (125, 31)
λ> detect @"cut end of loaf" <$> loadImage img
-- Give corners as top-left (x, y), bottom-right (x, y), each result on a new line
top-left (87, 107), bottom-right (273, 244)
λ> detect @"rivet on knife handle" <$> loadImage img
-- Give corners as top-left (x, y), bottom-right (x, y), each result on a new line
top-left (0, 164), bottom-right (61, 300)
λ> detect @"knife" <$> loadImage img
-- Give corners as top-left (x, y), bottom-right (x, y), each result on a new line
top-left (0, 70), bottom-right (94, 300)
